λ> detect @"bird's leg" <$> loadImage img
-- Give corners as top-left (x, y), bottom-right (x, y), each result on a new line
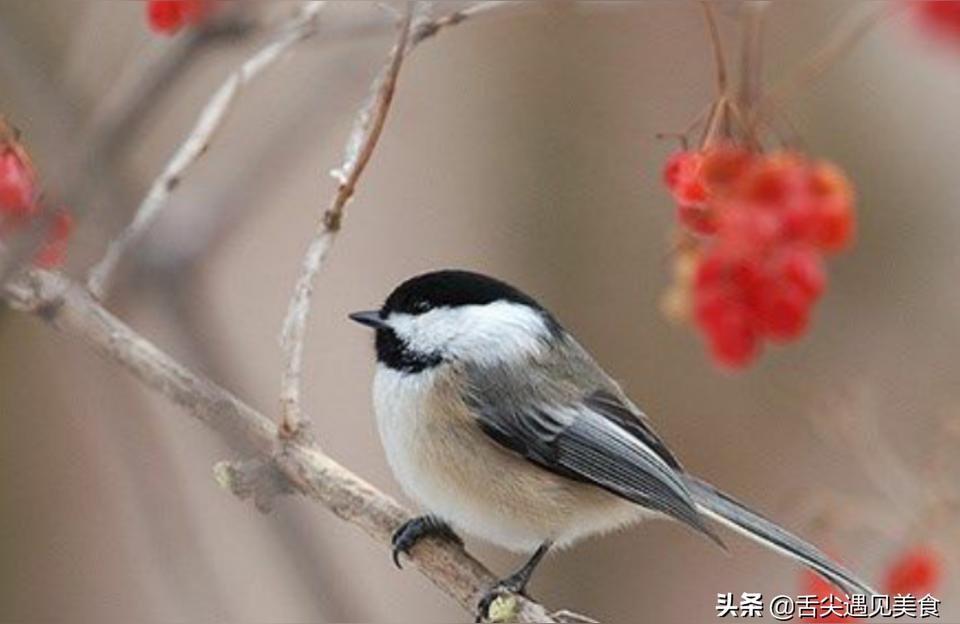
top-left (391, 515), bottom-right (463, 569)
top-left (476, 541), bottom-right (552, 621)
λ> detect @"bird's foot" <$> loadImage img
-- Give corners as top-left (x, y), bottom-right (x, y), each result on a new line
top-left (476, 542), bottom-right (551, 622)
top-left (391, 515), bottom-right (462, 569)
top-left (475, 574), bottom-right (529, 623)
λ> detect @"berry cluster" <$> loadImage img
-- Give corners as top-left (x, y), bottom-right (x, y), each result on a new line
top-left (146, 0), bottom-right (215, 35)
top-left (663, 145), bottom-right (855, 368)
top-left (1, 137), bottom-right (73, 269)
top-left (800, 546), bottom-right (942, 622)
top-left (913, 1), bottom-right (960, 42)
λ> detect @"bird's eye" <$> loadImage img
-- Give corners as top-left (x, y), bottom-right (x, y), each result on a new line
top-left (413, 300), bottom-right (431, 313)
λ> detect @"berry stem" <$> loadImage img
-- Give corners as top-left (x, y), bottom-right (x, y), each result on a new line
top-left (700, 1), bottom-right (729, 97)
top-left (738, 2), bottom-right (769, 130)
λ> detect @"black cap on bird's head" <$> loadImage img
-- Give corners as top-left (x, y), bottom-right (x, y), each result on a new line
top-left (388, 270), bottom-right (548, 314)
top-left (349, 270), bottom-right (560, 372)
top-left (350, 270), bottom-right (549, 322)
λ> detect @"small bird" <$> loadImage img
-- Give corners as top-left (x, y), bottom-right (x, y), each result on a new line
top-left (350, 269), bottom-right (874, 617)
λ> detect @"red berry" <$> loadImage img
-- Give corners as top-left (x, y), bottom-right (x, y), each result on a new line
top-left (800, 571), bottom-right (853, 623)
top-left (0, 147), bottom-right (36, 219)
top-left (676, 203), bottom-right (717, 235)
top-left (780, 199), bottom-right (817, 242)
top-left (33, 210), bottom-right (73, 269)
top-left (147, 0), bottom-right (186, 34)
top-left (663, 151), bottom-right (694, 190)
top-left (914, 1), bottom-right (960, 40)
top-left (663, 151), bottom-right (707, 207)
top-left (693, 281), bottom-right (728, 329)
top-left (757, 282), bottom-right (810, 341)
top-left (694, 250), bottom-right (726, 289)
top-left (699, 144), bottom-right (754, 195)
top-left (736, 152), bottom-right (803, 207)
top-left (715, 204), bottom-right (782, 257)
top-left (147, 0), bottom-right (213, 35)
top-left (811, 199), bottom-right (854, 252)
top-left (693, 253), bottom-right (760, 368)
top-left (704, 302), bottom-right (758, 368)
top-left (883, 547), bottom-right (942, 596)
top-left (807, 163), bottom-right (855, 251)
top-left (779, 247), bottom-right (826, 301)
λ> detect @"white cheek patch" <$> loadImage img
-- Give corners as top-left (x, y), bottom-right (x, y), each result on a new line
top-left (388, 301), bottom-right (550, 365)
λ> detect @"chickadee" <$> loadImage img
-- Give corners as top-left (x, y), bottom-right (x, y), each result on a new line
top-left (350, 270), bottom-right (874, 616)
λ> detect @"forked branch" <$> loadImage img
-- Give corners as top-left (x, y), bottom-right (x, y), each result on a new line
top-left (3, 268), bottom-right (579, 623)
top-left (277, 0), bottom-right (514, 440)
top-left (278, 2), bottom-right (414, 440)
top-left (86, 1), bottom-right (328, 299)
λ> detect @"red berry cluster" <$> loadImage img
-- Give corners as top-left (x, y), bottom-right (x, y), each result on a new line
top-left (146, 0), bottom-right (215, 35)
top-left (913, 1), bottom-right (960, 42)
top-left (1, 138), bottom-right (73, 269)
top-left (663, 145), bottom-right (855, 368)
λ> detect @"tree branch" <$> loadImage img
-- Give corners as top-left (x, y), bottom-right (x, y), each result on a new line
top-left (3, 268), bottom-right (574, 623)
top-left (278, 1), bottom-right (413, 440)
top-left (410, 0), bottom-right (512, 46)
top-left (6, 2), bottom-right (578, 620)
top-left (277, 0), bottom-right (517, 440)
top-left (85, 1), bottom-right (328, 300)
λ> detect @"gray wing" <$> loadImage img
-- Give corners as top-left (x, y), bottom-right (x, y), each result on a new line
top-left (461, 344), bottom-right (724, 548)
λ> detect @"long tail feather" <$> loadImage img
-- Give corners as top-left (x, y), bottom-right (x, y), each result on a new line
top-left (685, 475), bottom-right (877, 597)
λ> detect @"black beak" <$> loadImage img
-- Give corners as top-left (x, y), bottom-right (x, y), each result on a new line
top-left (349, 310), bottom-right (387, 329)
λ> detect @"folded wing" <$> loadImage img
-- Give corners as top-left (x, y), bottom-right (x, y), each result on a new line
top-left (462, 359), bottom-right (723, 547)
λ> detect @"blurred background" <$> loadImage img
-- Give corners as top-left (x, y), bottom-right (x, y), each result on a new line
top-left (1, 1), bottom-right (958, 621)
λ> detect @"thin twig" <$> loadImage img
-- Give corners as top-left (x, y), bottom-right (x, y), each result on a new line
top-left (738, 1), bottom-right (768, 121)
top-left (411, 0), bottom-right (512, 46)
top-left (3, 268), bottom-right (570, 623)
top-left (764, 2), bottom-right (902, 110)
top-left (655, 100), bottom-right (715, 150)
top-left (700, 96), bottom-right (729, 147)
top-left (810, 388), bottom-right (928, 517)
top-left (278, 0), bottom-right (514, 440)
top-left (278, 3), bottom-right (415, 440)
top-left (0, 14), bottom-right (252, 288)
top-left (700, 1), bottom-right (728, 96)
top-left (85, 1), bottom-right (328, 300)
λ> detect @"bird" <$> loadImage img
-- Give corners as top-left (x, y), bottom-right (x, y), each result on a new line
top-left (349, 269), bottom-right (875, 618)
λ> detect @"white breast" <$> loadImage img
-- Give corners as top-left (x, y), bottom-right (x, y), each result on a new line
top-left (372, 364), bottom-right (646, 552)
top-left (372, 366), bottom-right (439, 505)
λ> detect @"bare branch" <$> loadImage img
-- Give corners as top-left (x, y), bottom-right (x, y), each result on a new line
top-left (0, 9), bottom-right (254, 290)
top-left (85, 1), bottom-right (328, 300)
top-left (3, 268), bottom-right (569, 623)
top-left (278, 2), bottom-right (414, 440)
top-left (2, 1), bottom-right (576, 618)
top-left (277, 0), bottom-right (517, 441)
top-left (411, 0), bottom-right (512, 46)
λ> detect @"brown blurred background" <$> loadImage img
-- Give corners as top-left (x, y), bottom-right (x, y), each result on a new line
top-left (1, 1), bottom-right (958, 621)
